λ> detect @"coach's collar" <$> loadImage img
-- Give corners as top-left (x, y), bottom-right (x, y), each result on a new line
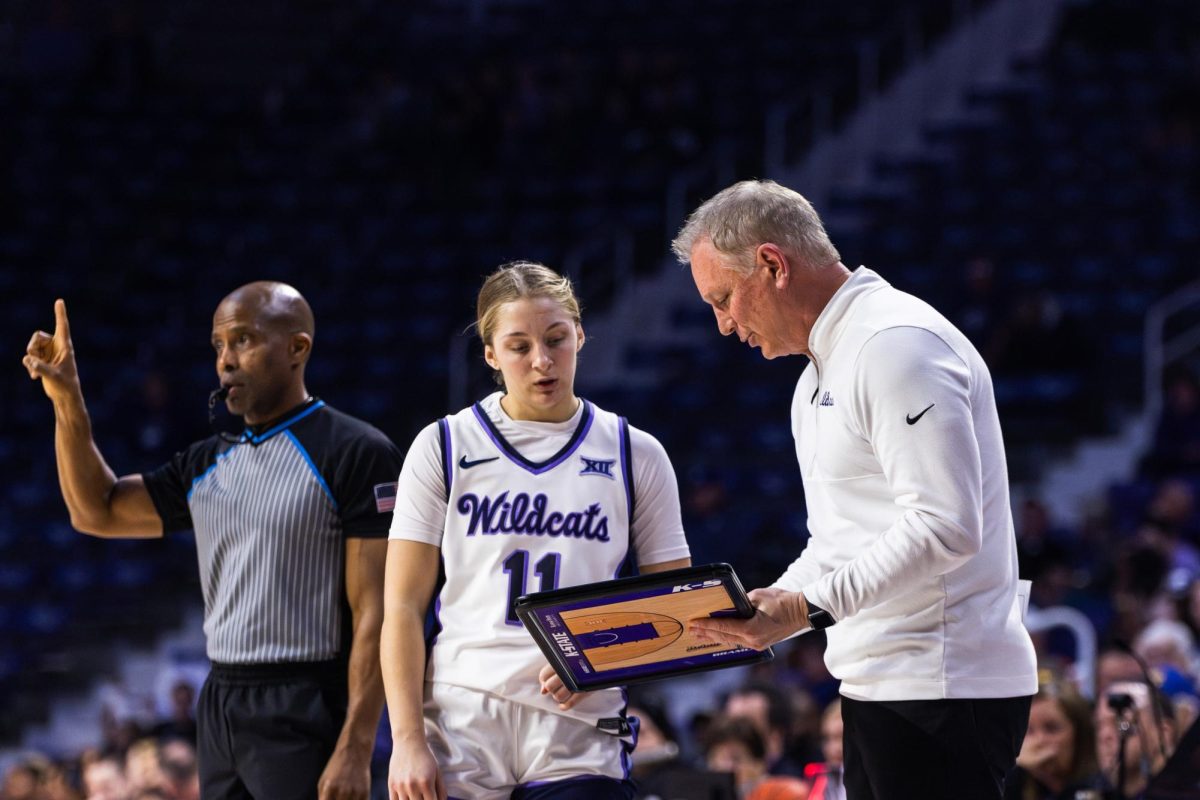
top-left (806, 267), bottom-right (887, 362)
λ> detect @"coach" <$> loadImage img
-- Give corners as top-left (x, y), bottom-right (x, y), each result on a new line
top-left (675, 181), bottom-right (1037, 800)
top-left (23, 282), bottom-right (404, 800)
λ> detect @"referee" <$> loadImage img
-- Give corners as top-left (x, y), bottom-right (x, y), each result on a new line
top-left (23, 282), bottom-right (404, 800)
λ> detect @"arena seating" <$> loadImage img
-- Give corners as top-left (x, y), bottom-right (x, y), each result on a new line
top-left (2, 0), bottom-right (1198, 760)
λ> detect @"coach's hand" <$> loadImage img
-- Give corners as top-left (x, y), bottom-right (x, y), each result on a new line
top-left (318, 746), bottom-right (370, 800)
top-left (539, 662), bottom-right (588, 710)
top-left (688, 587), bottom-right (808, 650)
top-left (388, 736), bottom-right (446, 800)
top-left (24, 299), bottom-right (83, 403)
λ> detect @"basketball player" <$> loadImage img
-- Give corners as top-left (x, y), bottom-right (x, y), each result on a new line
top-left (381, 262), bottom-right (692, 800)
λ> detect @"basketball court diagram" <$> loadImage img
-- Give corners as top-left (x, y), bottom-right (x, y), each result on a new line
top-left (559, 585), bottom-right (739, 671)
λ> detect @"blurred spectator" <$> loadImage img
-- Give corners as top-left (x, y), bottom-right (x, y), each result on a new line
top-left (157, 739), bottom-right (198, 800)
top-left (632, 696), bottom-right (732, 800)
top-left (81, 753), bottom-right (129, 800)
top-left (1095, 648), bottom-right (1145, 697)
top-left (1017, 499), bottom-right (1075, 608)
top-left (802, 699), bottom-right (844, 800)
top-left (783, 636), bottom-right (839, 709)
top-left (703, 716), bottom-right (809, 800)
top-left (1142, 478), bottom-right (1200, 556)
top-left (151, 681), bottom-right (197, 744)
top-left (1177, 576), bottom-right (1200, 643)
top-left (1004, 682), bottom-right (1105, 800)
top-left (724, 682), bottom-right (806, 777)
top-left (1134, 619), bottom-right (1198, 674)
top-left (1133, 619), bottom-right (1199, 701)
top-left (0, 757), bottom-right (79, 800)
top-left (629, 698), bottom-right (682, 780)
top-left (123, 740), bottom-right (162, 797)
top-left (97, 696), bottom-right (146, 760)
top-left (1149, 480), bottom-right (1199, 528)
top-left (39, 762), bottom-right (81, 800)
top-left (1109, 542), bottom-right (1170, 644)
top-left (1141, 367), bottom-right (1200, 479)
top-left (1094, 681), bottom-right (1179, 799)
top-left (1, 760), bottom-right (40, 800)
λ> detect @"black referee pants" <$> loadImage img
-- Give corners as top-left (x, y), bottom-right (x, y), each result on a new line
top-left (841, 694), bottom-right (1031, 800)
top-left (198, 661), bottom-right (348, 800)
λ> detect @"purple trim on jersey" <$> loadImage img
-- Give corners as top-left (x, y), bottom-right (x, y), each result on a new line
top-left (518, 775), bottom-right (628, 790)
top-left (470, 399), bottom-right (595, 475)
top-left (618, 417), bottom-right (633, 526)
top-left (424, 556), bottom-right (446, 660)
top-left (437, 417), bottom-right (452, 498)
top-left (621, 688), bottom-right (638, 779)
top-left (615, 416), bottom-right (636, 580)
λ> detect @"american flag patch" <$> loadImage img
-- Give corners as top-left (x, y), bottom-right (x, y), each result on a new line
top-left (374, 482), bottom-right (397, 513)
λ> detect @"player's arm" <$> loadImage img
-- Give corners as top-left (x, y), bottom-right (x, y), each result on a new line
top-left (318, 536), bottom-right (388, 800)
top-left (24, 300), bottom-right (162, 539)
top-left (641, 558), bottom-right (692, 573)
top-left (382, 539), bottom-right (445, 800)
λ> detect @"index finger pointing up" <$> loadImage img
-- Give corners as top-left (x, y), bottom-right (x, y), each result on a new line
top-left (53, 299), bottom-right (71, 342)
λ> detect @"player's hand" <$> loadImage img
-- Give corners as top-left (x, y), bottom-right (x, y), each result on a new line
top-left (318, 746), bottom-right (370, 800)
top-left (388, 736), bottom-right (446, 800)
top-left (539, 662), bottom-right (588, 710)
top-left (24, 299), bottom-right (82, 403)
top-left (688, 587), bottom-right (807, 650)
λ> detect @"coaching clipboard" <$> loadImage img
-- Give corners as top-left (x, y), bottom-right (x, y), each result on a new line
top-left (515, 563), bottom-right (773, 692)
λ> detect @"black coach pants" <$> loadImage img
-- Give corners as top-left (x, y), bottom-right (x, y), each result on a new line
top-left (841, 694), bottom-right (1032, 800)
top-left (198, 661), bottom-right (348, 800)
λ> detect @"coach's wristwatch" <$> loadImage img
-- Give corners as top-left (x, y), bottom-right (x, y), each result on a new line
top-left (805, 599), bottom-right (835, 630)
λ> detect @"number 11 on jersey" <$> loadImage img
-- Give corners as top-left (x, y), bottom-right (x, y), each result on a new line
top-left (503, 550), bottom-right (560, 625)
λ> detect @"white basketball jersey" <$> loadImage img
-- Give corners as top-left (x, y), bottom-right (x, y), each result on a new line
top-left (429, 397), bottom-right (636, 721)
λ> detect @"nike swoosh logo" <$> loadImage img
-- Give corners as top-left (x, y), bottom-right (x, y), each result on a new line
top-left (906, 403), bottom-right (935, 425)
top-left (459, 455), bottom-right (500, 469)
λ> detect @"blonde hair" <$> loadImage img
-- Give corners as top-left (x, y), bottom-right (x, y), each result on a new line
top-left (475, 261), bottom-right (583, 386)
top-left (476, 261), bottom-right (582, 345)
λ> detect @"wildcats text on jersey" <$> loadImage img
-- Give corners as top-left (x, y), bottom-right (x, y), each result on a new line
top-left (457, 490), bottom-right (611, 541)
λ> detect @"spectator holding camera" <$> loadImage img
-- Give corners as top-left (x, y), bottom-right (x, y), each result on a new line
top-left (1094, 681), bottom-right (1179, 799)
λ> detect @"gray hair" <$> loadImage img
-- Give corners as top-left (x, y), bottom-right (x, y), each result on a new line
top-left (671, 179), bottom-right (840, 274)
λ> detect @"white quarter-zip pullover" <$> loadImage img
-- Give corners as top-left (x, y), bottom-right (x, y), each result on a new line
top-left (775, 267), bottom-right (1037, 701)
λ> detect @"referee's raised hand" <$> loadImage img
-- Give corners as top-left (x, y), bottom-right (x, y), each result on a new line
top-left (24, 299), bottom-right (82, 403)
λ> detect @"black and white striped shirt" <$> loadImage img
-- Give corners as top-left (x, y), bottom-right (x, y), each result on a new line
top-left (143, 399), bottom-right (403, 665)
